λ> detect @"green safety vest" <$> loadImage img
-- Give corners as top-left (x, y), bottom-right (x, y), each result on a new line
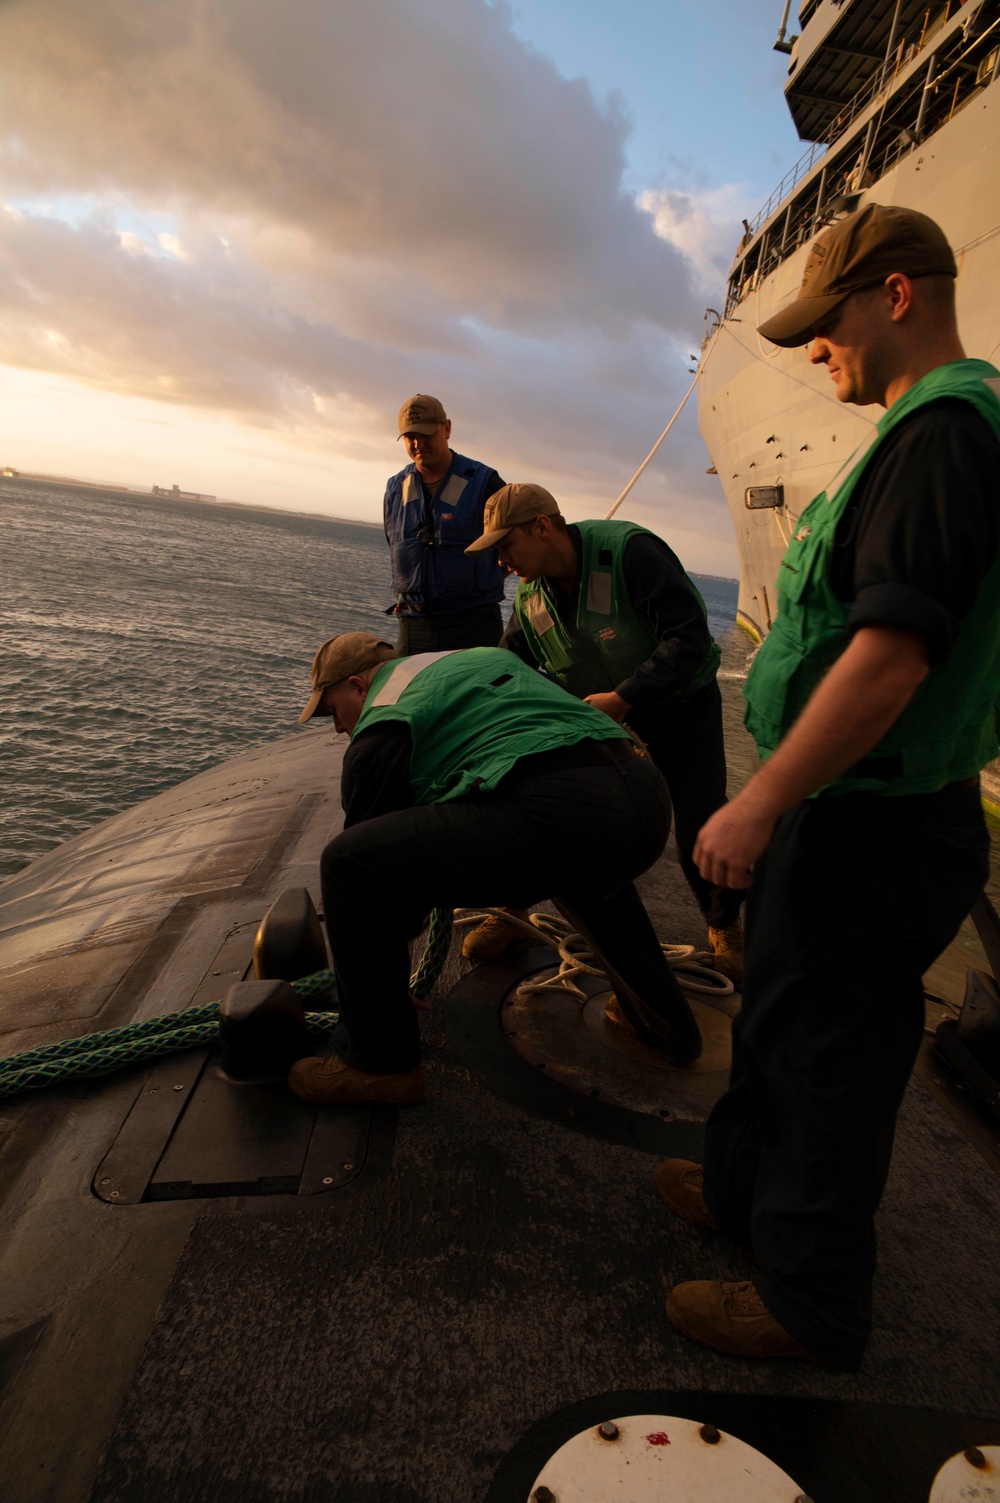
top-left (513, 519), bottom-right (721, 701)
top-left (353, 647), bottom-right (631, 805)
top-left (745, 358), bottom-right (1000, 796)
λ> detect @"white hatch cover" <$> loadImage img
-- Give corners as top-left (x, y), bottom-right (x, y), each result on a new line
top-left (929, 1445), bottom-right (1000, 1501)
top-left (527, 1414), bottom-right (808, 1501)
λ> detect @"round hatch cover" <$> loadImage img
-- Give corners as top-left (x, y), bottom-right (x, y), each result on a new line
top-left (528, 1413), bottom-right (806, 1501)
top-left (929, 1444), bottom-right (1000, 1500)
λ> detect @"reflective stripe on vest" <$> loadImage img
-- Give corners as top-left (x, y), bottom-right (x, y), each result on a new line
top-left (369, 652), bottom-right (458, 708)
top-left (355, 646), bottom-right (630, 804)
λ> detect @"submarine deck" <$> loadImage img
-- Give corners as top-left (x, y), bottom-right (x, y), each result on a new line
top-left (1, 728), bottom-right (999, 1503)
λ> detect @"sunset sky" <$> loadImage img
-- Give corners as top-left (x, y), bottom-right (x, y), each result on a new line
top-left (0, 0), bottom-right (803, 574)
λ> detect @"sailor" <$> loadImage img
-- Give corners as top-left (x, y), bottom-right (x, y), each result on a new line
top-left (461, 484), bottom-right (745, 979)
top-left (658, 204), bottom-right (1000, 1368)
top-left (384, 394), bottom-right (507, 654)
top-left (290, 632), bottom-right (701, 1105)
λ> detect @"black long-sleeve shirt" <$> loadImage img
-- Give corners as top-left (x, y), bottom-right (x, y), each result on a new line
top-left (833, 398), bottom-right (1000, 665)
top-left (341, 721), bottom-right (416, 827)
top-left (499, 524), bottom-right (714, 710)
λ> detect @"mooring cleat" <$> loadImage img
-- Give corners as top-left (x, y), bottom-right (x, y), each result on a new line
top-left (253, 887), bottom-right (330, 984)
top-left (219, 978), bottom-right (314, 1082)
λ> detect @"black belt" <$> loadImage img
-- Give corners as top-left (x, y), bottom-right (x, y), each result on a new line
top-left (502, 737), bottom-right (637, 785)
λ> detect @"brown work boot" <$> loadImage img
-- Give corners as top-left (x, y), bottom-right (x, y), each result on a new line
top-left (604, 993), bottom-right (638, 1039)
top-left (461, 908), bottom-right (532, 962)
top-left (288, 1053), bottom-right (425, 1106)
top-left (665, 1279), bottom-right (822, 1363)
top-left (708, 921), bottom-right (744, 985)
top-left (653, 1158), bottom-right (719, 1230)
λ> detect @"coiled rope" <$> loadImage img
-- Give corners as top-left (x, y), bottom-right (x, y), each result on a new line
top-left (0, 908), bottom-right (455, 1101)
top-left (453, 908), bottom-right (733, 1002)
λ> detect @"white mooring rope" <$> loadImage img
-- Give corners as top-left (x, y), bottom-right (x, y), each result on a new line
top-left (453, 908), bottom-right (733, 1003)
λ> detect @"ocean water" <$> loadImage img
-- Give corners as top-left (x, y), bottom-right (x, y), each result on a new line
top-left (1, 480), bottom-right (750, 880)
top-left (4, 482), bottom-right (994, 957)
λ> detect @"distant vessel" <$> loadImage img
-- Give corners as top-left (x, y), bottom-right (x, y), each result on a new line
top-left (697, 0), bottom-right (1000, 638)
top-left (150, 483), bottom-right (217, 502)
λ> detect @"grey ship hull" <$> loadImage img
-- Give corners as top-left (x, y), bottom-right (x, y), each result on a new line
top-left (698, 77), bottom-right (1000, 639)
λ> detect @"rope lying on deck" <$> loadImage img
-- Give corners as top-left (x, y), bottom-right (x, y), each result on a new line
top-left (0, 908), bottom-right (455, 1101)
top-left (0, 903), bottom-right (726, 1100)
top-left (453, 908), bottom-right (733, 1002)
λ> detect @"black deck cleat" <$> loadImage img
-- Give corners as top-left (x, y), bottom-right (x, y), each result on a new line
top-left (253, 886), bottom-right (330, 984)
top-left (219, 979), bottom-right (314, 1083)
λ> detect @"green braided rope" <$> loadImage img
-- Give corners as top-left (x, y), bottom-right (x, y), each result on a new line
top-left (0, 907), bottom-right (454, 1101)
top-left (410, 907), bottom-right (454, 998)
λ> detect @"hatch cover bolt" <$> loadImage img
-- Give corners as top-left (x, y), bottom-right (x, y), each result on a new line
top-left (700, 1424), bottom-right (721, 1444)
top-left (966, 1449), bottom-right (987, 1469)
top-left (322, 1177), bottom-right (334, 1185)
top-left (173, 1084), bottom-right (184, 1092)
top-left (100, 1178), bottom-right (110, 1186)
top-left (343, 1162), bottom-right (355, 1170)
top-left (533, 1489), bottom-right (556, 1502)
top-left (598, 1422), bottom-right (619, 1441)
top-left (110, 1190), bottom-right (120, 1199)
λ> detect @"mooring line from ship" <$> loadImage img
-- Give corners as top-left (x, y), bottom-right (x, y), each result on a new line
top-left (604, 369), bottom-right (703, 520)
top-left (0, 907), bottom-right (456, 1100)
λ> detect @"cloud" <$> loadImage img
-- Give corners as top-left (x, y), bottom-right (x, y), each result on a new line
top-left (0, 0), bottom-right (697, 329)
top-left (639, 184), bottom-right (757, 301)
top-left (0, 0), bottom-right (739, 562)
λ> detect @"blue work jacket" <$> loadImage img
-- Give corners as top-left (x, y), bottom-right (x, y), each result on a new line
top-left (383, 451), bottom-right (505, 616)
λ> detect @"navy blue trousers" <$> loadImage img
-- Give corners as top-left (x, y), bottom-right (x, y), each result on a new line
top-left (394, 603), bottom-right (503, 655)
top-left (630, 682), bottom-right (744, 930)
top-left (320, 757), bottom-right (698, 1072)
top-left (702, 783), bottom-right (989, 1368)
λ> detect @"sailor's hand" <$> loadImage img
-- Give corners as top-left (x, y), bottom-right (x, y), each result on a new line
top-left (693, 799), bottom-right (778, 889)
top-left (584, 691), bottom-right (630, 723)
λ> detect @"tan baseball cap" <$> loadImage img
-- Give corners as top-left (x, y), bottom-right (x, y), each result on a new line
top-left (757, 203), bottom-right (957, 348)
top-left (465, 483), bottom-right (561, 553)
top-left (397, 394), bottom-right (448, 437)
top-left (299, 633), bottom-right (396, 723)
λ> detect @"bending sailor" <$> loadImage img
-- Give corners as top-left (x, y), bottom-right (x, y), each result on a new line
top-left (292, 633), bottom-right (702, 1105)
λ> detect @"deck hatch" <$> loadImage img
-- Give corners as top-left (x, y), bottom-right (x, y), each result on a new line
top-left (92, 921), bottom-right (378, 1204)
top-left (93, 1049), bottom-right (375, 1203)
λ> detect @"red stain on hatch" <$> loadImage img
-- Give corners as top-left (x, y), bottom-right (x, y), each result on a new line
top-left (645, 1431), bottom-right (671, 1445)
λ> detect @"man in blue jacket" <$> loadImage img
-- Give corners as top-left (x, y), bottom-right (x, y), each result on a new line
top-left (384, 395), bottom-right (507, 653)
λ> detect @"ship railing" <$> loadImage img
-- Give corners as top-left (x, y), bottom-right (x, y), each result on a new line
top-left (727, 1), bottom-right (1000, 316)
top-left (743, 0), bottom-right (987, 241)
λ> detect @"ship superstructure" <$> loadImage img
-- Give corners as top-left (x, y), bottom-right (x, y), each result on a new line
top-left (697, 0), bottom-right (1000, 637)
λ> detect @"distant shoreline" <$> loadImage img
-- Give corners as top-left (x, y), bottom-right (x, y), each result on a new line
top-left (0, 470), bottom-right (736, 571)
top-left (0, 470), bottom-right (384, 531)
